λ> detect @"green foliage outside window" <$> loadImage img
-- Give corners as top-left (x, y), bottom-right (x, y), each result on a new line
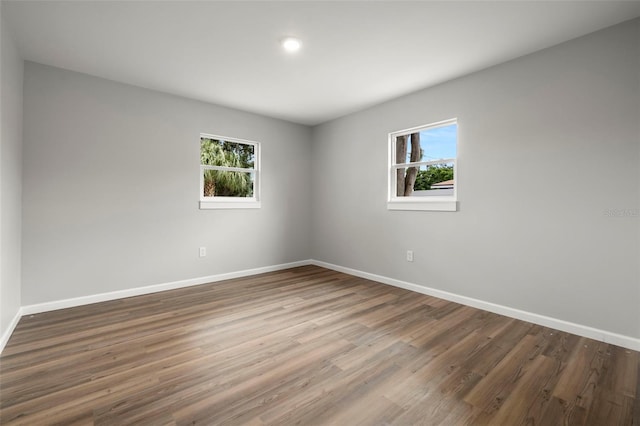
top-left (201, 138), bottom-right (254, 197)
top-left (413, 164), bottom-right (454, 190)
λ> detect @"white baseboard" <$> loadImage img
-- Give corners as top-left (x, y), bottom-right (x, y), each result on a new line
top-left (0, 308), bottom-right (22, 353)
top-left (20, 260), bottom-right (311, 316)
top-left (3, 259), bottom-right (639, 354)
top-left (310, 260), bottom-right (640, 351)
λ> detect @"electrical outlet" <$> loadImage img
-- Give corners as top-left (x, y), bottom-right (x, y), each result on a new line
top-left (199, 247), bottom-right (207, 257)
top-left (406, 250), bottom-right (413, 262)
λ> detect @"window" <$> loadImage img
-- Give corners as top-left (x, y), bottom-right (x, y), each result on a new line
top-left (200, 134), bottom-right (260, 209)
top-left (388, 119), bottom-right (458, 211)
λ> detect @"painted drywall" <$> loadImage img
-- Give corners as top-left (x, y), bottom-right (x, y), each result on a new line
top-left (22, 63), bottom-right (311, 305)
top-left (14, 17), bottom-right (640, 346)
top-left (0, 6), bottom-right (24, 340)
top-left (311, 19), bottom-right (640, 339)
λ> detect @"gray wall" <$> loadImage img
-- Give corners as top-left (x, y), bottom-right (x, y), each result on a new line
top-left (311, 19), bottom-right (640, 339)
top-left (15, 18), bottom-right (640, 342)
top-left (22, 63), bottom-right (311, 305)
top-left (1, 6), bottom-right (24, 338)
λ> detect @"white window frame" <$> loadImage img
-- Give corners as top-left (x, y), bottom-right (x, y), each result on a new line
top-left (199, 133), bottom-right (261, 210)
top-left (387, 118), bottom-right (458, 212)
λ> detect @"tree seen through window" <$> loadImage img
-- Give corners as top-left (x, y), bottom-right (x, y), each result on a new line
top-left (200, 138), bottom-right (255, 197)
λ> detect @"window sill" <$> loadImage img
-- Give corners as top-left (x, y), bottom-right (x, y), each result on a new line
top-left (200, 200), bottom-right (261, 210)
top-left (387, 200), bottom-right (457, 211)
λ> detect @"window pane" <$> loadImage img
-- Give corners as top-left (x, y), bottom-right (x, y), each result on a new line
top-left (201, 137), bottom-right (255, 169)
top-left (396, 163), bottom-right (454, 197)
top-left (203, 169), bottom-right (254, 197)
top-left (397, 123), bottom-right (457, 164)
top-left (418, 123), bottom-right (457, 162)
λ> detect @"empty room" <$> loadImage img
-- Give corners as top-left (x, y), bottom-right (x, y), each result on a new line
top-left (1, 1), bottom-right (639, 424)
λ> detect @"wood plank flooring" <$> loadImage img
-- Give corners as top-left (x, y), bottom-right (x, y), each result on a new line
top-left (1, 265), bottom-right (638, 425)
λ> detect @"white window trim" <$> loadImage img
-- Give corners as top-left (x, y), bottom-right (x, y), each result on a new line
top-left (387, 118), bottom-right (458, 212)
top-left (199, 133), bottom-right (261, 210)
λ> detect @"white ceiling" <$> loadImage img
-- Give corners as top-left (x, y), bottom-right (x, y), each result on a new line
top-left (4, 1), bottom-right (640, 125)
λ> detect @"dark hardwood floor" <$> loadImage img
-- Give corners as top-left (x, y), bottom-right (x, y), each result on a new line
top-left (0, 265), bottom-right (638, 425)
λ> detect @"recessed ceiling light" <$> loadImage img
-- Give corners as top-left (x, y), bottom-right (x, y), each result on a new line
top-left (281, 37), bottom-right (302, 53)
